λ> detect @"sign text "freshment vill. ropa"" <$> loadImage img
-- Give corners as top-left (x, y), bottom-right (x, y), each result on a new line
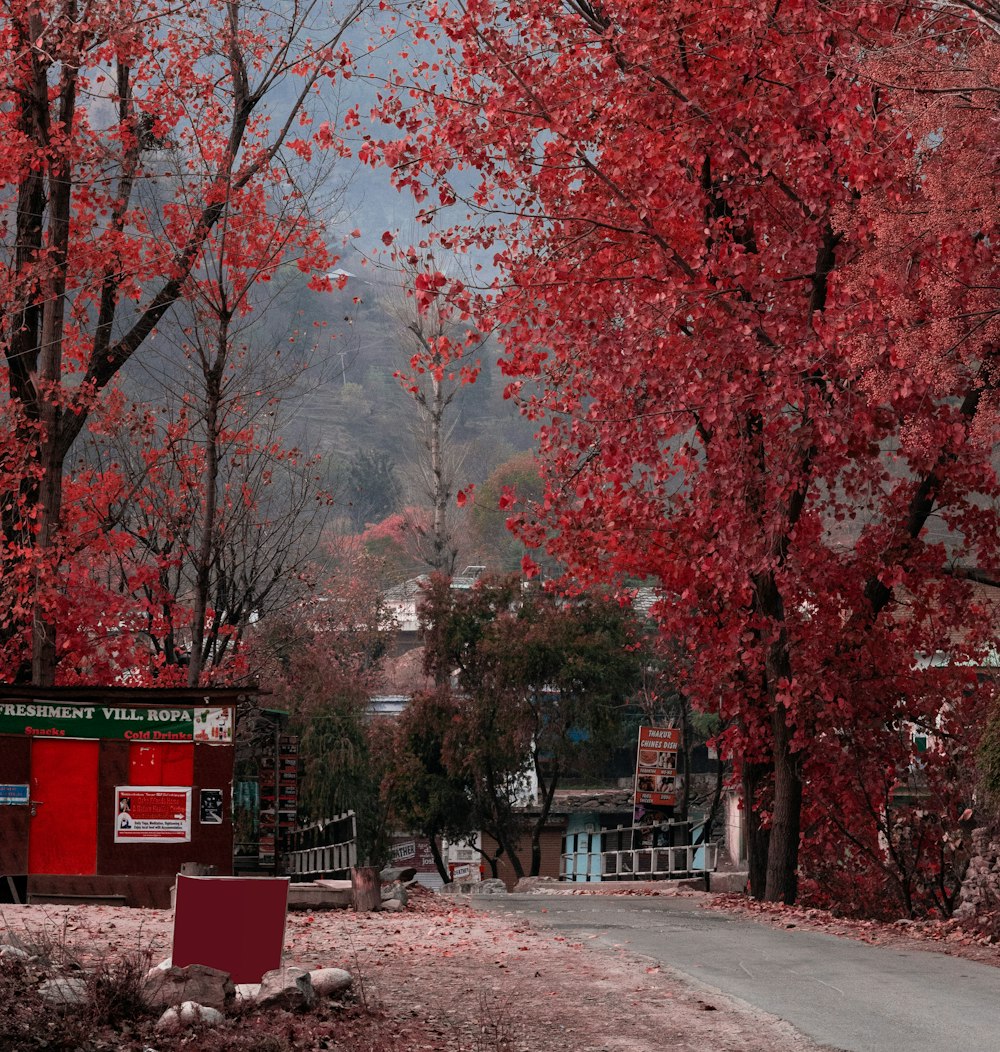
top-left (0, 702), bottom-right (221, 741)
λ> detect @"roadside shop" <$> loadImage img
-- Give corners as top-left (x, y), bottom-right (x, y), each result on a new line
top-left (0, 685), bottom-right (251, 907)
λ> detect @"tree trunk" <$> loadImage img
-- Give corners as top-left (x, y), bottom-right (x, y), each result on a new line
top-left (351, 865), bottom-right (381, 912)
top-left (695, 753), bottom-right (725, 846)
top-left (475, 844), bottom-right (500, 879)
top-left (483, 756), bottom-right (524, 879)
top-left (764, 704), bottom-right (802, 903)
top-left (503, 836), bottom-right (525, 879)
top-left (751, 566), bottom-right (803, 904)
top-left (529, 757), bottom-right (560, 876)
top-left (187, 321), bottom-right (227, 687)
top-left (680, 698), bottom-right (693, 821)
top-left (427, 831), bottom-right (451, 884)
top-left (529, 827), bottom-right (542, 877)
top-left (427, 376), bottom-right (458, 576)
top-left (30, 50), bottom-right (77, 688)
top-left (31, 458), bottom-right (64, 686)
top-left (495, 822), bottom-right (524, 880)
top-left (5, 26), bottom-right (46, 657)
top-left (742, 758), bottom-right (771, 900)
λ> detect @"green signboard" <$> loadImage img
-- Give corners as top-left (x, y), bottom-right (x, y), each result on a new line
top-left (0, 701), bottom-right (233, 742)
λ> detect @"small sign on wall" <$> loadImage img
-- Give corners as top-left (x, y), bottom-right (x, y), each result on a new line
top-left (0, 784), bottom-right (29, 805)
top-left (199, 789), bottom-right (223, 825)
top-left (193, 707), bottom-right (233, 743)
top-left (114, 786), bottom-right (192, 843)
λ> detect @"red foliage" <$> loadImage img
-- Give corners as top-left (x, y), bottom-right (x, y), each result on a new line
top-left (0, 0), bottom-right (357, 682)
top-left (366, 0), bottom-right (1000, 907)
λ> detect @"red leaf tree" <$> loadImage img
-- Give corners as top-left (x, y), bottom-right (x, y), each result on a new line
top-left (0, 0), bottom-right (363, 684)
top-left (368, 0), bottom-right (1000, 903)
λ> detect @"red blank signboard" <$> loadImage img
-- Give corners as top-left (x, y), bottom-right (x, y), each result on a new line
top-left (129, 743), bottom-right (194, 786)
top-left (172, 875), bottom-right (289, 984)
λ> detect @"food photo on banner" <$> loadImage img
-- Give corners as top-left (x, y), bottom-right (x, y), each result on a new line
top-left (193, 707), bottom-right (233, 743)
top-left (633, 725), bottom-right (682, 846)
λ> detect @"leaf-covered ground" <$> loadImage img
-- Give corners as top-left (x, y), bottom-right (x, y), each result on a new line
top-left (0, 887), bottom-right (830, 1052)
top-left (705, 892), bottom-right (1000, 964)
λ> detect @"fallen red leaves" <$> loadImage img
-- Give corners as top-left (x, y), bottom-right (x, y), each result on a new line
top-left (0, 896), bottom-right (831, 1052)
top-left (705, 893), bottom-right (1000, 965)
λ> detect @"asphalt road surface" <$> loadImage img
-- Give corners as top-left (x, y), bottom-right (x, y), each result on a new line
top-left (475, 893), bottom-right (1000, 1052)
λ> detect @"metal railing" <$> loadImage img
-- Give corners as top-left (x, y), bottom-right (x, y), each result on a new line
top-left (560, 822), bottom-right (718, 882)
top-left (284, 811), bottom-right (357, 882)
top-left (596, 842), bottom-right (717, 879)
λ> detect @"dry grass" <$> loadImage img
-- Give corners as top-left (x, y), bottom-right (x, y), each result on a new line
top-left (0, 912), bottom-right (159, 1050)
top-left (469, 990), bottom-right (521, 1052)
top-left (0, 911), bottom-right (429, 1052)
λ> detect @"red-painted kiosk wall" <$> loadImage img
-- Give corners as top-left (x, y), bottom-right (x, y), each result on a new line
top-left (0, 687), bottom-right (250, 907)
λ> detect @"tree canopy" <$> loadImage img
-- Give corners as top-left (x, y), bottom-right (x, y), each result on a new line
top-left (0, 0), bottom-right (364, 684)
top-left (411, 574), bottom-right (645, 878)
top-left (368, 0), bottom-right (1000, 904)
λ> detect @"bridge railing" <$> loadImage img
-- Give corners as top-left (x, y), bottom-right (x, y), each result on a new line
top-left (284, 811), bottom-right (357, 882)
top-left (560, 822), bottom-right (718, 882)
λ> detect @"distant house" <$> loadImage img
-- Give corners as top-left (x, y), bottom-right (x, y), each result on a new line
top-left (372, 574), bottom-right (729, 885)
top-left (479, 789), bottom-right (634, 888)
top-left (383, 567), bottom-right (487, 659)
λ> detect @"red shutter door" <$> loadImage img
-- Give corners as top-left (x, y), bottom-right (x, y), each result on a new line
top-left (28, 740), bottom-right (99, 875)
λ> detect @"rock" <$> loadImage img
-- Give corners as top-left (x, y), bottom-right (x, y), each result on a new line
top-left (234, 983), bottom-right (261, 1002)
top-left (708, 871), bottom-right (749, 894)
top-left (437, 880), bottom-right (464, 896)
top-left (142, 963), bottom-right (234, 1011)
top-left (156, 1001), bottom-right (225, 1030)
top-left (381, 882), bottom-right (409, 905)
top-left (381, 897), bottom-right (405, 912)
top-left (955, 826), bottom-right (1000, 923)
top-left (38, 975), bottom-right (88, 1009)
top-left (513, 876), bottom-right (561, 893)
top-left (468, 878), bottom-right (508, 896)
top-left (439, 878), bottom-right (505, 896)
top-left (379, 866), bottom-right (417, 883)
top-left (310, 967), bottom-right (353, 998)
top-left (257, 966), bottom-right (316, 1010)
top-left (0, 945), bottom-right (31, 962)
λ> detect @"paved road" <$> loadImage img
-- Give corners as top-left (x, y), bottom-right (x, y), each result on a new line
top-left (475, 893), bottom-right (1000, 1051)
